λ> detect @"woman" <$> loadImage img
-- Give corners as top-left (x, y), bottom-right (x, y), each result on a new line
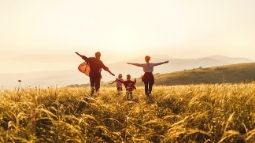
top-left (127, 56), bottom-right (169, 96)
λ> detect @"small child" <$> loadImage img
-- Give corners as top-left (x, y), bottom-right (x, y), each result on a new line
top-left (110, 74), bottom-right (124, 95)
top-left (121, 74), bottom-right (136, 100)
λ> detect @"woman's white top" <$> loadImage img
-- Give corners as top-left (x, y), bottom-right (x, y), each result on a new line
top-left (131, 63), bottom-right (164, 72)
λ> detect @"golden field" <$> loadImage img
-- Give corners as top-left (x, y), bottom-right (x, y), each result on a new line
top-left (0, 84), bottom-right (255, 143)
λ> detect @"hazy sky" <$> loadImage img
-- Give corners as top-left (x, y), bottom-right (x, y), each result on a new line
top-left (0, 0), bottom-right (255, 73)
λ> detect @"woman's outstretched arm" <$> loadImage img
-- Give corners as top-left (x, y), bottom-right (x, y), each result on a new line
top-left (153, 60), bottom-right (169, 66)
top-left (127, 62), bottom-right (143, 67)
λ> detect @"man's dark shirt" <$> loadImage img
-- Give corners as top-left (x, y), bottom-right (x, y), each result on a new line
top-left (82, 56), bottom-right (108, 78)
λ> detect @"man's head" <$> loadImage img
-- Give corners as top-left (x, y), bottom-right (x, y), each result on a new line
top-left (95, 52), bottom-right (101, 59)
top-left (145, 55), bottom-right (151, 63)
top-left (127, 74), bottom-right (131, 80)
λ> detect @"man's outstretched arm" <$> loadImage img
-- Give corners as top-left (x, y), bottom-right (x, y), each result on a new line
top-left (102, 66), bottom-right (115, 76)
top-left (75, 52), bottom-right (88, 61)
top-left (107, 68), bottom-right (115, 76)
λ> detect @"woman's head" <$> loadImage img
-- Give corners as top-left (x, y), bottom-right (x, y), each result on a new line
top-left (145, 55), bottom-right (151, 63)
top-left (118, 74), bottom-right (122, 79)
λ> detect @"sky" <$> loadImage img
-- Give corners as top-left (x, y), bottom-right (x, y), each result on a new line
top-left (0, 0), bottom-right (255, 73)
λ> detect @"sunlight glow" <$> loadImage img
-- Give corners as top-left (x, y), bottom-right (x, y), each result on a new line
top-left (0, 0), bottom-right (255, 73)
top-left (109, 27), bottom-right (139, 53)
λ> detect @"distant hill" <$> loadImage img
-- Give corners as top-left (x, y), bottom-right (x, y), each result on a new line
top-left (0, 55), bottom-right (252, 89)
top-left (109, 55), bottom-right (252, 78)
top-left (144, 62), bottom-right (255, 86)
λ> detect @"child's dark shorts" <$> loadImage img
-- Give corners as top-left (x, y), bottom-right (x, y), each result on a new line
top-left (117, 87), bottom-right (123, 91)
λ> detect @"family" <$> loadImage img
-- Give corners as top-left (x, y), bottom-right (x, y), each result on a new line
top-left (75, 51), bottom-right (169, 100)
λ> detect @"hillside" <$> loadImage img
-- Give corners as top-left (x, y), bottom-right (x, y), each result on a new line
top-left (151, 62), bottom-right (255, 85)
top-left (70, 62), bottom-right (255, 88)
top-left (109, 55), bottom-right (252, 81)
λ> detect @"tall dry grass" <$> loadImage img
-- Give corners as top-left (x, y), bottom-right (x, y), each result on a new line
top-left (0, 84), bottom-right (255, 143)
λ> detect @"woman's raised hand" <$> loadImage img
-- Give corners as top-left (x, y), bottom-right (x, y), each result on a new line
top-left (164, 60), bottom-right (169, 64)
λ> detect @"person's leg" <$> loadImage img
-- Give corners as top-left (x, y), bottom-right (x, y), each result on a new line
top-left (117, 88), bottom-right (120, 95)
top-left (95, 77), bottom-right (101, 92)
top-left (144, 82), bottom-right (149, 95)
top-left (149, 74), bottom-right (155, 95)
top-left (149, 82), bottom-right (153, 95)
top-left (126, 92), bottom-right (129, 100)
top-left (90, 77), bottom-right (95, 95)
top-left (118, 87), bottom-right (122, 95)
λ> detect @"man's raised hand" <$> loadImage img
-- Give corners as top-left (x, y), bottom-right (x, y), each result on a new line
top-left (75, 52), bottom-right (81, 57)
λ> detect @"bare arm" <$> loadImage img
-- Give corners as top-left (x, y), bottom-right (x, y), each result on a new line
top-left (102, 64), bottom-right (115, 76)
top-left (75, 52), bottom-right (88, 61)
top-left (153, 60), bottom-right (169, 66)
top-left (109, 80), bottom-right (116, 84)
top-left (106, 68), bottom-right (115, 76)
top-left (127, 62), bottom-right (143, 67)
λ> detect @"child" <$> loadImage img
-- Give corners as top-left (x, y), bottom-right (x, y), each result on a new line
top-left (110, 74), bottom-right (124, 95)
top-left (121, 74), bottom-right (136, 100)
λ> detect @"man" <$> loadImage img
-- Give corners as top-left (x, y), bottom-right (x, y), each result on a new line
top-left (75, 51), bottom-right (115, 95)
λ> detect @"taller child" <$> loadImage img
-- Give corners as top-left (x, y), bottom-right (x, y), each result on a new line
top-left (127, 56), bottom-right (169, 97)
top-left (76, 52), bottom-right (115, 95)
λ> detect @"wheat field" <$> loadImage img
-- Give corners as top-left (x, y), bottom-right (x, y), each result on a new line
top-left (0, 84), bottom-right (255, 143)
